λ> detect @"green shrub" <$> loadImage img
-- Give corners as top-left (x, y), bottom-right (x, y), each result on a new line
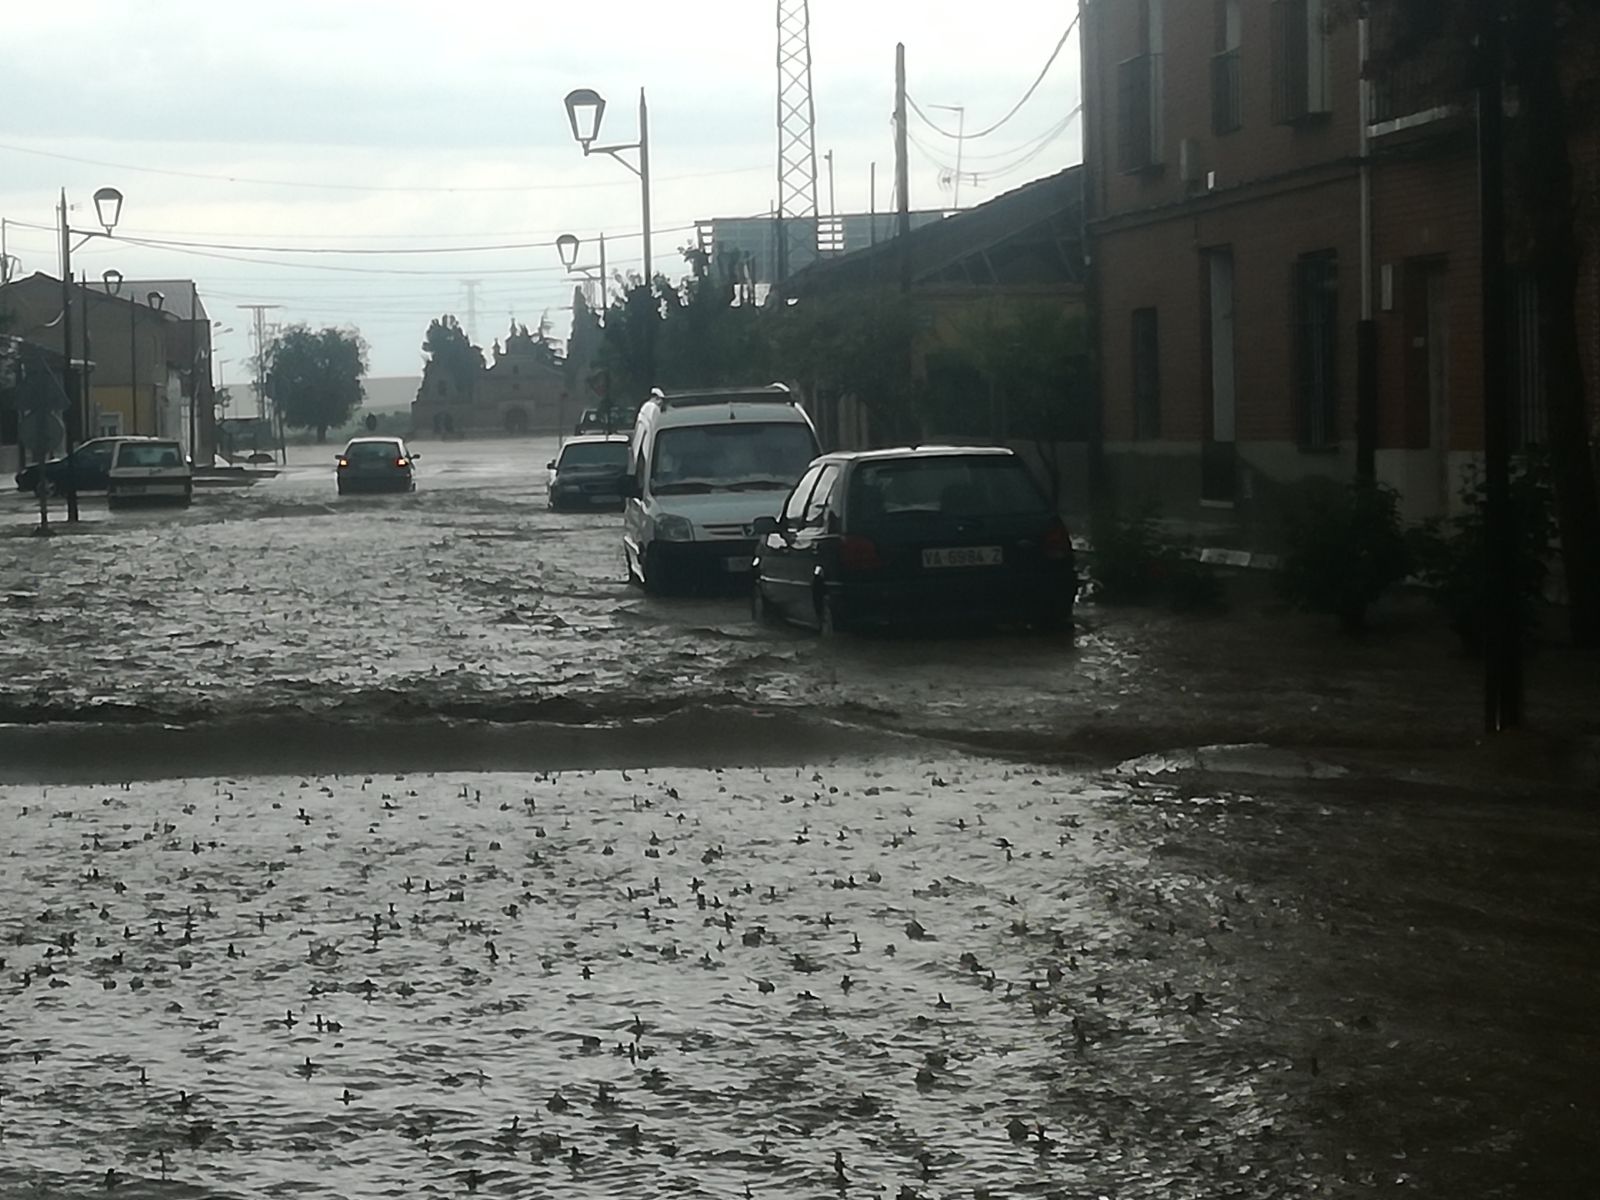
top-left (1161, 547), bottom-right (1227, 613)
top-left (1088, 508), bottom-right (1166, 605)
top-left (1408, 458), bottom-right (1554, 651)
top-left (1088, 512), bottom-right (1227, 612)
top-left (1276, 478), bottom-right (1410, 632)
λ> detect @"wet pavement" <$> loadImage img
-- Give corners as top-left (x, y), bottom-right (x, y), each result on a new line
top-left (2, 438), bottom-right (1597, 1198)
top-left (3, 438), bottom-right (1593, 774)
top-left (4, 758), bottom-right (1595, 1198)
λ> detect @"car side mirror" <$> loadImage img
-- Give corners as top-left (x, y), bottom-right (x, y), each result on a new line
top-left (546, 460), bottom-right (555, 469)
top-left (409, 452), bottom-right (421, 460)
top-left (751, 515), bottom-right (778, 538)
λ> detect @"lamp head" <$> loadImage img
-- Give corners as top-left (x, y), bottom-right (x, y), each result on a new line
top-left (102, 269), bottom-right (124, 295)
top-left (564, 88), bottom-right (607, 150)
top-left (556, 234), bottom-right (581, 271)
top-left (147, 290), bottom-right (165, 313)
top-left (92, 187), bottom-right (124, 234)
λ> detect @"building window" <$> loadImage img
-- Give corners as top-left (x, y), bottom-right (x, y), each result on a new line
top-left (1118, 0), bottom-right (1165, 172)
top-left (1131, 307), bottom-right (1161, 439)
top-left (1212, 0), bottom-right (1242, 134)
top-left (1292, 250), bottom-right (1339, 449)
top-left (1271, 0), bottom-right (1331, 124)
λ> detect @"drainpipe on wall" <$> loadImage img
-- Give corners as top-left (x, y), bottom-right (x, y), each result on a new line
top-left (1356, 12), bottom-right (1379, 483)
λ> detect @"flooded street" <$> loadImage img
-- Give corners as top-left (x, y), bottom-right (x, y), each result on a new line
top-left (4, 760), bottom-right (1594, 1199)
top-left (3, 439), bottom-right (1597, 1197)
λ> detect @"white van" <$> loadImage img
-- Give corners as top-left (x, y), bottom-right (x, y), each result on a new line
top-left (622, 384), bottom-right (820, 593)
top-left (107, 438), bottom-right (192, 508)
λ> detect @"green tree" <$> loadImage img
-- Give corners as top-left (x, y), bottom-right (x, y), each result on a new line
top-left (769, 289), bottom-right (922, 444)
top-left (263, 324), bottom-right (368, 443)
top-left (421, 315), bottom-right (483, 398)
top-left (1350, 0), bottom-right (1600, 644)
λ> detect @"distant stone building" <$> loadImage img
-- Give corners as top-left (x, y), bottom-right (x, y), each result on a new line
top-left (411, 321), bottom-right (568, 437)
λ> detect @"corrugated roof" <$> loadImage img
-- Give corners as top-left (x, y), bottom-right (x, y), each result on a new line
top-left (778, 167), bottom-right (1084, 298)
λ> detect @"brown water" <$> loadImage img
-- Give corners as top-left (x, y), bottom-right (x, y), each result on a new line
top-left (4, 756), bottom-right (1595, 1198)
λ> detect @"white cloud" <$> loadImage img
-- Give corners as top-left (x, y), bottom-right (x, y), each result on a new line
top-left (3, 0), bottom-right (1080, 375)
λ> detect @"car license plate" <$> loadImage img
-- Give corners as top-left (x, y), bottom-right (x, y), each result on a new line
top-left (119, 484), bottom-right (146, 494)
top-left (723, 556), bottom-right (749, 573)
top-left (922, 545), bottom-right (1002, 568)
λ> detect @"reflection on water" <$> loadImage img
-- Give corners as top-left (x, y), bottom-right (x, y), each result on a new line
top-left (3, 761), bottom-right (1306, 1199)
top-left (7, 759), bottom-right (1594, 1198)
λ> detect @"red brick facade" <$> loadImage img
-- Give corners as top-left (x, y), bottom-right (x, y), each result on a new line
top-left (1082, 0), bottom-right (1599, 530)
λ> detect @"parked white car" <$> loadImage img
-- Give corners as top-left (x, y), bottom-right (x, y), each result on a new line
top-left (107, 438), bottom-right (192, 508)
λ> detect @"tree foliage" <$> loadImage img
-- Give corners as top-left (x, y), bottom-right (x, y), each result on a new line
top-left (421, 315), bottom-right (483, 398)
top-left (263, 324), bottom-right (368, 443)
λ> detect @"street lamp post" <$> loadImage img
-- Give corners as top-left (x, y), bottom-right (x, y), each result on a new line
top-left (58, 185), bottom-right (123, 522)
top-left (564, 87), bottom-right (653, 383)
top-left (555, 232), bottom-right (609, 314)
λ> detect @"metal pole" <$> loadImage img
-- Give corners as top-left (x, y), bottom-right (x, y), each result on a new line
top-left (951, 107), bottom-right (965, 209)
top-left (895, 44), bottom-right (912, 291)
top-left (639, 89), bottom-right (653, 285)
top-left (1478, 0), bottom-right (1521, 730)
top-left (189, 282), bottom-right (199, 463)
top-left (638, 88), bottom-right (654, 386)
top-left (59, 190), bottom-right (80, 523)
top-left (81, 272), bottom-right (93, 441)
top-left (599, 232), bottom-right (608, 315)
top-left (130, 292), bottom-right (139, 436)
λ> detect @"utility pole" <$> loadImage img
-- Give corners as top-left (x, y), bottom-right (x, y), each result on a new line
top-left (462, 280), bottom-right (481, 346)
top-left (239, 304), bottom-right (279, 443)
top-left (894, 43), bottom-right (912, 293)
top-left (1478, 0), bottom-right (1521, 731)
top-left (58, 190), bottom-right (80, 523)
top-left (189, 281), bottom-right (200, 465)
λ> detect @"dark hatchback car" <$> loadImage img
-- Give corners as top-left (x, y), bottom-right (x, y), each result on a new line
top-left (14, 436), bottom-right (148, 494)
top-left (547, 435), bottom-right (630, 510)
top-left (336, 437), bottom-right (418, 494)
top-left (751, 447), bottom-right (1076, 634)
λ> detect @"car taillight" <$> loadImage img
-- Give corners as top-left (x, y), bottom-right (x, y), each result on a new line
top-left (1043, 521), bottom-right (1071, 560)
top-left (396, 457), bottom-right (409, 467)
top-left (840, 535), bottom-right (881, 571)
top-left (337, 458), bottom-right (349, 468)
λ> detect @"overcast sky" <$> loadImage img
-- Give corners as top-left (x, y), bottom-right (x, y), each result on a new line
top-left (1, 0), bottom-right (1080, 384)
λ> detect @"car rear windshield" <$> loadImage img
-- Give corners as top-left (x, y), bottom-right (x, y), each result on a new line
top-left (848, 457), bottom-right (1050, 520)
top-left (115, 443), bottom-right (185, 468)
top-left (559, 442), bottom-right (628, 469)
top-left (347, 442), bottom-right (401, 461)
top-left (652, 422), bottom-right (818, 493)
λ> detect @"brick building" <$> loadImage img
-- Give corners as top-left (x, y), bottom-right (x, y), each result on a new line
top-left (1082, 0), bottom-right (1364, 529)
top-left (411, 321), bottom-right (567, 437)
top-left (1081, 0), bottom-right (1598, 532)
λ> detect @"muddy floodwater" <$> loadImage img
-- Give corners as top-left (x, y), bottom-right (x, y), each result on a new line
top-left (3, 440), bottom-right (1596, 1197)
top-left (4, 757), bottom-right (1596, 1199)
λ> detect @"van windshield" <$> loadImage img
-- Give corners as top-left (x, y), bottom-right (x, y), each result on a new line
top-left (652, 423), bottom-right (818, 493)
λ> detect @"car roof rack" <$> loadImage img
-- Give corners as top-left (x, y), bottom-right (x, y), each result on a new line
top-left (654, 383), bottom-right (793, 410)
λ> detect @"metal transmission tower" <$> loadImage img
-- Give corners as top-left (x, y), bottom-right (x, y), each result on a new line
top-left (775, 0), bottom-right (821, 283)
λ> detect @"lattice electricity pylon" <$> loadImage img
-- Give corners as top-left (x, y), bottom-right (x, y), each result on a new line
top-left (776, 0), bottom-right (821, 283)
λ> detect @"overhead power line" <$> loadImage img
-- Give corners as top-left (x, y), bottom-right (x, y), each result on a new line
top-left (0, 140), bottom-right (767, 194)
top-left (907, 14), bottom-right (1078, 141)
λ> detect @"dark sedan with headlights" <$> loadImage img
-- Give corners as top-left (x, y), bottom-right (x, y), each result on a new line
top-left (547, 435), bottom-right (630, 511)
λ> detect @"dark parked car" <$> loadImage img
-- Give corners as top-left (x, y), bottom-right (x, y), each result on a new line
top-left (14, 436), bottom-right (152, 494)
top-left (547, 435), bottom-right (630, 510)
top-left (751, 447), bottom-right (1076, 634)
top-left (336, 437), bottom-right (418, 494)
